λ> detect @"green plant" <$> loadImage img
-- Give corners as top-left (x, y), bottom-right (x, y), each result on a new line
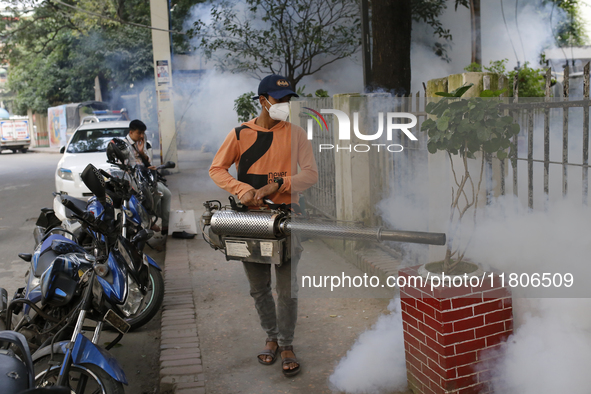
top-left (483, 59), bottom-right (508, 75)
top-left (314, 89), bottom-right (329, 98)
top-left (296, 85), bottom-right (330, 98)
top-left (296, 85), bottom-right (312, 98)
top-left (463, 63), bottom-right (482, 72)
top-left (234, 92), bottom-right (261, 123)
top-left (421, 83), bottom-right (520, 272)
top-left (508, 62), bottom-right (546, 97)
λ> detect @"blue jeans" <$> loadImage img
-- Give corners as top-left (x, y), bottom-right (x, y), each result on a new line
top-left (242, 256), bottom-right (300, 347)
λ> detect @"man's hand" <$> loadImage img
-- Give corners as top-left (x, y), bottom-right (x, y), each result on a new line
top-left (254, 182), bottom-right (280, 203)
top-left (240, 189), bottom-right (261, 206)
top-left (137, 138), bottom-right (145, 152)
top-left (148, 166), bottom-right (157, 170)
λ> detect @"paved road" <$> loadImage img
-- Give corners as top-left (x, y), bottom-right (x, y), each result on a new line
top-left (0, 151), bottom-right (59, 295)
top-left (0, 150), bottom-right (162, 394)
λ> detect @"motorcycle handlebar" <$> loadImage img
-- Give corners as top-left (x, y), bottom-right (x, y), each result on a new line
top-left (62, 199), bottom-right (86, 218)
top-left (157, 161), bottom-right (175, 171)
top-left (61, 199), bottom-right (101, 230)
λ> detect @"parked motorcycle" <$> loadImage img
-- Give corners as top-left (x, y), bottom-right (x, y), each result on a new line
top-left (25, 164), bottom-right (165, 331)
top-left (0, 330), bottom-right (69, 393)
top-left (0, 167), bottom-right (142, 393)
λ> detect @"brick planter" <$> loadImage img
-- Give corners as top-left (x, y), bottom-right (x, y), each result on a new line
top-left (399, 265), bottom-right (513, 394)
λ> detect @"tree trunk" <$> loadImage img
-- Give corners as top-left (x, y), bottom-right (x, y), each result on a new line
top-left (470, 0), bottom-right (482, 65)
top-left (370, 0), bottom-right (411, 95)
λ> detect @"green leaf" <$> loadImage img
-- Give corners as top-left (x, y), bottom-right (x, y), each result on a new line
top-left (479, 88), bottom-right (507, 98)
top-left (477, 128), bottom-right (490, 141)
top-left (450, 83), bottom-right (474, 97)
top-left (425, 102), bottom-right (437, 113)
top-left (497, 151), bottom-right (508, 160)
top-left (436, 116), bottom-right (450, 131)
top-left (421, 118), bottom-right (435, 131)
top-left (427, 142), bottom-right (438, 154)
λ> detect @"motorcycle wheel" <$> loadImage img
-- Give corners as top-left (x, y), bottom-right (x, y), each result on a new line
top-left (123, 265), bottom-right (164, 331)
top-left (34, 354), bottom-right (125, 394)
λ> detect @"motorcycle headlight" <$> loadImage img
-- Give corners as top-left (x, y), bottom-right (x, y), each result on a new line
top-left (58, 168), bottom-right (74, 181)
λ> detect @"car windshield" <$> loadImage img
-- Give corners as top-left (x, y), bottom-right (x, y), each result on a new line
top-left (67, 128), bottom-right (128, 153)
top-left (98, 116), bottom-right (121, 122)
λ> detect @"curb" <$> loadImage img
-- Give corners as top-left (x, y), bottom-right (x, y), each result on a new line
top-left (159, 191), bottom-right (205, 394)
top-left (28, 147), bottom-right (62, 154)
top-left (354, 245), bottom-right (403, 285)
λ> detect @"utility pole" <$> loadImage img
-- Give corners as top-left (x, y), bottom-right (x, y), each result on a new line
top-left (150, 0), bottom-right (179, 171)
top-left (470, 0), bottom-right (482, 65)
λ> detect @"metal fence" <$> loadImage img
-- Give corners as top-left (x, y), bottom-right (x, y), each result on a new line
top-left (297, 93), bottom-right (430, 223)
top-left (297, 97), bottom-right (337, 218)
top-left (364, 93), bottom-right (429, 227)
top-left (296, 66), bottom-right (591, 237)
top-left (498, 64), bottom-right (591, 209)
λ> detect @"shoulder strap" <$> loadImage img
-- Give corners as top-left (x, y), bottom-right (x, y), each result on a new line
top-left (130, 142), bottom-right (150, 167)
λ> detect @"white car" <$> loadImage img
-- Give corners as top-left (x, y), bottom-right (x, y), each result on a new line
top-left (55, 121), bottom-right (130, 198)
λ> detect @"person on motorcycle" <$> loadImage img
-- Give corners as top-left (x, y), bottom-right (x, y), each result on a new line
top-left (120, 108), bottom-right (129, 121)
top-left (209, 75), bottom-right (318, 377)
top-left (125, 119), bottom-right (171, 235)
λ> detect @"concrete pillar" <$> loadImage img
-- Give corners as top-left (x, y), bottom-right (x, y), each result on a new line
top-left (330, 94), bottom-right (374, 255)
top-left (332, 93), bottom-right (372, 224)
top-left (150, 0), bottom-right (179, 170)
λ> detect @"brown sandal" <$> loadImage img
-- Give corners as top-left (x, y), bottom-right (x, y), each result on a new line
top-left (279, 345), bottom-right (301, 377)
top-left (257, 338), bottom-right (278, 365)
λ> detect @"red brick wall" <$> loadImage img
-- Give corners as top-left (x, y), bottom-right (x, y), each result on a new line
top-left (399, 265), bottom-right (513, 394)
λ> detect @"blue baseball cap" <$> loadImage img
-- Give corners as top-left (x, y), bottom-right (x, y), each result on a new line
top-left (252, 75), bottom-right (299, 100)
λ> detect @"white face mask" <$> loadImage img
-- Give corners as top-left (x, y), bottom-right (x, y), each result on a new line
top-left (265, 97), bottom-right (290, 122)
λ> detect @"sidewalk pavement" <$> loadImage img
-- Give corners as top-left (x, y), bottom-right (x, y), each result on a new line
top-left (159, 150), bottom-right (412, 394)
top-left (28, 146), bottom-right (62, 154)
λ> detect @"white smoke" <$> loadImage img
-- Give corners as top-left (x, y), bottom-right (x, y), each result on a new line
top-left (489, 298), bottom-right (591, 394)
top-left (329, 297), bottom-right (408, 394)
top-left (468, 196), bottom-right (591, 393)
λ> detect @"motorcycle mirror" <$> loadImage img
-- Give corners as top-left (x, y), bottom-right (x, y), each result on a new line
top-left (164, 161), bottom-right (176, 169)
top-left (131, 229), bottom-right (154, 244)
top-left (81, 164), bottom-right (107, 203)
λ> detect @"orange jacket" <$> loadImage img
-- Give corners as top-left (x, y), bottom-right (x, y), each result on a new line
top-left (209, 118), bottom-right (318, 205)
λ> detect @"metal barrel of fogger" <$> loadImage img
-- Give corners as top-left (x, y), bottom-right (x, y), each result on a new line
top-left (209, 211), bottom-right (446, 246)
top-left (282, 220), bottom-right (446, 245)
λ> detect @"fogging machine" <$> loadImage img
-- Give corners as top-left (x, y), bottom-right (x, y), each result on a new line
top-left (201, 197), bottom-right (446, 266)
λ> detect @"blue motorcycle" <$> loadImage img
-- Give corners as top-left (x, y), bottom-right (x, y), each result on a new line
top-left (0, 331), bottom-right (69, 393)
top-left (0, 164), bottom-right (159, 393)
top-left (24, 164), bottom-right (164, 332)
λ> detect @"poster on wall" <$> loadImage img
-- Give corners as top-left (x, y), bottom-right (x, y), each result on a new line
top-left (48, 105), bottom-right (67, 148)
top-left (156, 60), bottom-right (170, 85)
